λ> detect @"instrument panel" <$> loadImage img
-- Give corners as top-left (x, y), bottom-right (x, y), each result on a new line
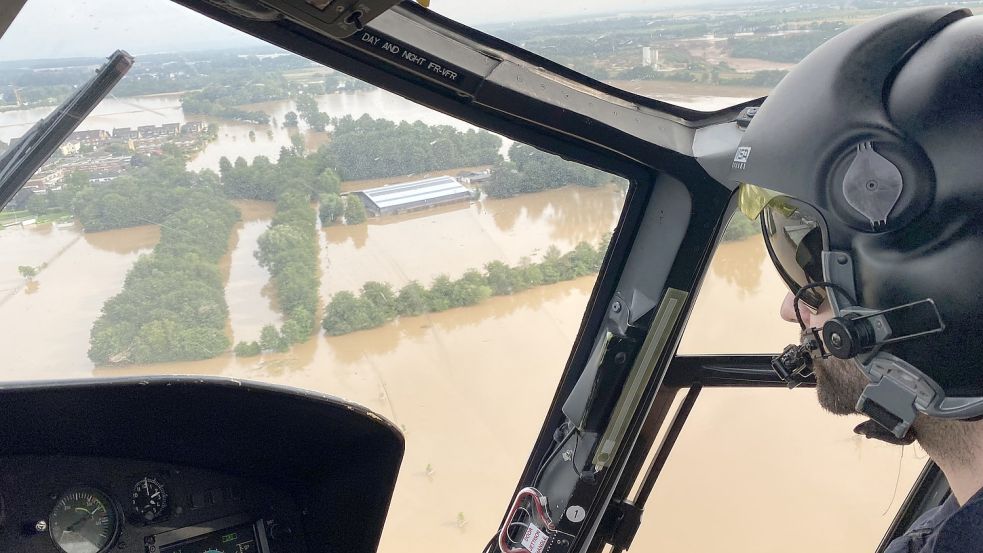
top-left (0, 377), bottom-right (405, 553)
top-left (0, 455), bottom-right (305, 553)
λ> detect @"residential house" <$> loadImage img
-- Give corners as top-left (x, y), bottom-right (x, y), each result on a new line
top-left (68, 129), bottom-right (110, 147)
top-left (25, 168), bottom-right (65, 191)
top-left (112, 127), bottom-right (139, 140)
top-left (181, 121), bottom-right (206, 134)
top-left (137, 125), bottom-right (159, 138)
top-left (58, 141), bottom-right (81, 156)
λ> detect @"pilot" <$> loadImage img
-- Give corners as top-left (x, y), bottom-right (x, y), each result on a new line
top-left (729, 7), bottom-right (983, 551)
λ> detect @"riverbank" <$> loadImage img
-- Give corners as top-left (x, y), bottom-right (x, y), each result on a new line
top-left (0, 209), bottom-right (71, 226)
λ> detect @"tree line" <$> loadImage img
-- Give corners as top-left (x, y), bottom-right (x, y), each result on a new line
top-left (88, 187), bottom-right (240, 364)
top-left (182, 88), bottom-right (274, 125)
top-left (74, 154), bottom-right (222, 231)
top-left (219, 150), bottom-right (340, 201)
top-left (613, 64), bottom-right (787, 88)
top-left (227, 116), bottom-right (613, 207)
top-left (0, 51), bottom-right (316, 108)
top-left (179, 67), bottom-right (309, 124)
top-left (293, 93), bottom-right (329, 131)
top-left (312, 114), bottom-right (502, 181)
top-left (114, 51), bottom-right (317, 97)
top-left (322, 239), bottom-right (606, 336)
top-left (234, 189), bottom-right (320, 355)
top-left (78, 147), bottom-right (340, 363)
top-left (11, 171), bottom-right (90, 220)
top-left (728, 30), bottom-right (844, 63)
top-left (0, 48), bottom-right (367, 114)
top-left (483, 143), bottom-right (617, 198)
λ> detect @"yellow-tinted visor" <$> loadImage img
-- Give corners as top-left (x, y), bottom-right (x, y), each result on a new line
top-left (736, 183), bottom-right (802, 220)
top-left (759, 196), bottom-right (828, 310)
top-left (737, 182), bottom-right (781, 220)
top-left (736, 183), bottom-right (828, 310)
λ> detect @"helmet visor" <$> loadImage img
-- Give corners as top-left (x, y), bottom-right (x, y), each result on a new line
top-left (760, 198), bottom-right (828, 311)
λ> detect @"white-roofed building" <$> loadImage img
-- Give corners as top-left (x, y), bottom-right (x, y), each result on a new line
top-left (355, 175), bottom-right (474, 216)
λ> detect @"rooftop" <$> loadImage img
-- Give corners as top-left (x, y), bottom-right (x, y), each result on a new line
top-left (360, 176), bottom-right (470, 210)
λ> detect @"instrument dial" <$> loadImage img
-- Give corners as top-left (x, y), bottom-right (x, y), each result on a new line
top-left (49, 487), bottom-right (119, 553)
top-left (131, 477), bottom-right (168, 522)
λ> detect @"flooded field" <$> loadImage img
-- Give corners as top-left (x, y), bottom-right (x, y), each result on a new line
top-left (322, 183), bottom-right (625, 295)
top-left (224, 200), bottom-right (283, 344)
top-left (0, 222), bottom-right (158, 375)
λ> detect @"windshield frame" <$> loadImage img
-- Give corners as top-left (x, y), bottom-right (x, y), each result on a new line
top-left (397, 2), bottom-right (766, 119)
top-left (171, 0), bottom-right (759, 174)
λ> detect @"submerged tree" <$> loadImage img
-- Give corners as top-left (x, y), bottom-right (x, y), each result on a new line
top-left (283, 111), bottom-right (299, 127)
top-left (319, 193), bottom-right (344, 225)
top-left (234, 341), bottom-right (262, 357)
top-left (322, 291), bottom-right (380, 335)
top-left (259, 324), bottom-right (288, 352)
top-left (17, 265), bottom-right (38, 279)
top-left (396, 282), bottom-right (429, 317)
top-left (344, 195), bottom-right (367, 224)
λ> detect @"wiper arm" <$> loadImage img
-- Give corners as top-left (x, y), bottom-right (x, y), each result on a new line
top-left (0, 50), bottom-right (133, 210)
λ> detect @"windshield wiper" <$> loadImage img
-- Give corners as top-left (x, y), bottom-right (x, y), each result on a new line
top-left (0, 50), bottom-right (133, 210)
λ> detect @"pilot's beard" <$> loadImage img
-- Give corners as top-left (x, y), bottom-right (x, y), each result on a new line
top-left (812, 354), bottom-right (869, 415)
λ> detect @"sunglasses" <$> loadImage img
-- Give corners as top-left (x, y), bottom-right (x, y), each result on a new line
top-left (759, 198), bottom-right (829, 312)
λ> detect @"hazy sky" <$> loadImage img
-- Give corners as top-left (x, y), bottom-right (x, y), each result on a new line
top-left (0, 0), bottom-right (711, 60)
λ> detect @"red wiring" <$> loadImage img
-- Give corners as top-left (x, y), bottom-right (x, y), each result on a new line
top-left (498, 487), bottom-right (556, 553)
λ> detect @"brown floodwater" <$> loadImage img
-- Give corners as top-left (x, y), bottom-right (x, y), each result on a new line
top-left (322, 183), bottom-right (627, 295)
top-left (0, 223), bottom-right (158, 377)
top-left (0, 184), bottom-right (925, 552)
top-left (224, 200), bottom-right (283, 343)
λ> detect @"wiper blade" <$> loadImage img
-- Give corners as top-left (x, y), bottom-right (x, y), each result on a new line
top-left (0, 50), bottom-right (133, 210)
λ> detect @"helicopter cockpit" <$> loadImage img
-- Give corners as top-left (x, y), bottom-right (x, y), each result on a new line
top-left (0, 2), bottom-right (966, 553)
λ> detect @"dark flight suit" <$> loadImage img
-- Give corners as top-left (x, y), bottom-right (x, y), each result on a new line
top-left (883, 487), bottom-right (983, 552)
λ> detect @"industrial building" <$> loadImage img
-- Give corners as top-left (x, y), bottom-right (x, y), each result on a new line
top-left (355, 176), bottom-right (474, 216)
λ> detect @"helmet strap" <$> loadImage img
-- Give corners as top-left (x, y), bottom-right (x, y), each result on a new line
top-left (853, 418), bottom-right (915, 445)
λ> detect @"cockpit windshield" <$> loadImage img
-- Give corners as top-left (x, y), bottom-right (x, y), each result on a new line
top-left (0, 3), bottom-right (632, 549)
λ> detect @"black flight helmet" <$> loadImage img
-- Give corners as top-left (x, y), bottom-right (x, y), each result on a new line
top-left (729, 7), bottom-right (983, 437)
